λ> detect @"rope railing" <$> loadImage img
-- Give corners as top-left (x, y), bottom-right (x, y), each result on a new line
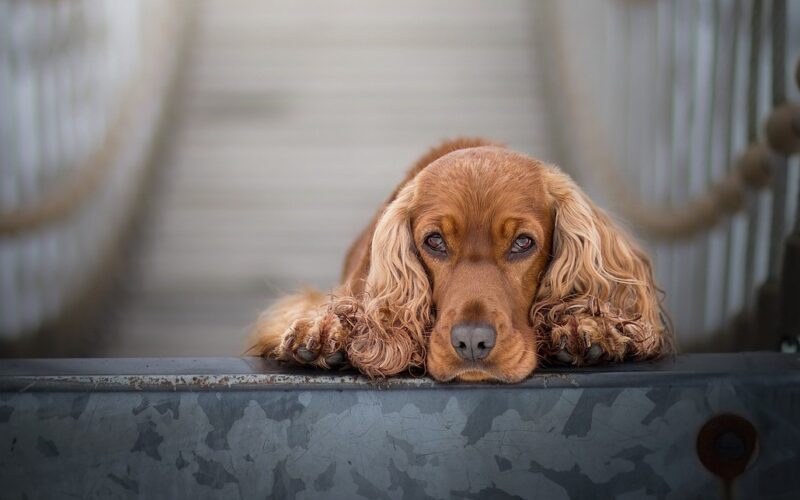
top-left (544, 2), bottom-right (798, 241)
top-left (0, 80), bottom-right (142, 235)
top-left (535, 0), bottom-right (800, 348)
top-left (0, 1), bottom-right (192, 344)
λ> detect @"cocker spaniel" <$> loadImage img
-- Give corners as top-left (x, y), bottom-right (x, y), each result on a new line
top-left (250, 138), bottom-right (673, 383)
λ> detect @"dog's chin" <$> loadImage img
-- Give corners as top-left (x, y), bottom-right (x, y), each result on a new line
top-left (455, 368), bottom-right (507, 383)
top-left (428, 361), bottom-right (532, 384)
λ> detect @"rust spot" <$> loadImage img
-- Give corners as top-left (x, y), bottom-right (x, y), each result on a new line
top-left (696, 414), bottom-right (758, 499)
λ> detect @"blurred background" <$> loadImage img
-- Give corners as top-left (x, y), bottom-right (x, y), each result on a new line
top-left (0, 0), bottom-right (798, 357)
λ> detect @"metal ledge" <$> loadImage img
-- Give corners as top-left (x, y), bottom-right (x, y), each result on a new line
top-left (1, 354), bottom-right (799, 499)
top-left (1, 352), bottom-right (798, 392)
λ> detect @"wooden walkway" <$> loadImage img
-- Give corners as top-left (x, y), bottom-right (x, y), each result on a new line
top-left (106, 0), bottom-right (551, 355)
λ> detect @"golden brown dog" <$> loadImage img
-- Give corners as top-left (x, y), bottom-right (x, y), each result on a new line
top-left (249, 138), bottom-right (673, 382)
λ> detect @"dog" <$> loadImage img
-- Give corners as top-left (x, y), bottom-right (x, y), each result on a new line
top-left (249, 138), bottom-right (673, 383)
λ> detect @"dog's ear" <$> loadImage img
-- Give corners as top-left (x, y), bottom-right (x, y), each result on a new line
top-left (345, 181), bottom-right (432, 376)
top-left (533, 167), bottom-right (673, 361)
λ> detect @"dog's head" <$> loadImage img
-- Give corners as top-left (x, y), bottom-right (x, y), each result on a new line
top-left (350, 146), bottom-right (668, 382)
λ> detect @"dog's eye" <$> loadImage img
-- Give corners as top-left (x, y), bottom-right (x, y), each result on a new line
top-left (424, 233), bottom-right (447, 255)
top-left (510, 235), bottom-right (535, 254)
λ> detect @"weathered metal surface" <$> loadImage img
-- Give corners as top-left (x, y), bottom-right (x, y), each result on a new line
top-left (1, 354), bottom-right (799, 499)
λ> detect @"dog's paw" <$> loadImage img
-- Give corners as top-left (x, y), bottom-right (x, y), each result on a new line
top-left (275, 312), bottom-right (350, 368)
top-left (541, 315), bottom-right (631, 366)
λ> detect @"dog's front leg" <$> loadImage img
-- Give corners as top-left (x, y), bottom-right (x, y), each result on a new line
top-left (250, 289), bottom-right (355, 369)
top-left (534, 298), bottom-right (666, 366)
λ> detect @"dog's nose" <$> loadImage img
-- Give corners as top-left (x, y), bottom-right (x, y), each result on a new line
top-left (450, 323), bottom-right (496, 361)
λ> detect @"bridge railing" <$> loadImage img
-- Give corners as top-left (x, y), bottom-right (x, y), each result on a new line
top-left (534, 0), bottom-right (800, 351)
top-left (0, 1), bottom-right (191, 351)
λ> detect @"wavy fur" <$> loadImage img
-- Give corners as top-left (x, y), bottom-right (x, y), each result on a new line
top-left (339, 182), bottom-right (432, 377)
top-left (532, 166), bottom-right (673, 363)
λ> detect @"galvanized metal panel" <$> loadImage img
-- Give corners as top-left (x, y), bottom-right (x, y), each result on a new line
top-left (1, 354), bottom-right (799, 499)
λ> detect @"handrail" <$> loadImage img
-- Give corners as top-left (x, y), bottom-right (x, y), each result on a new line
top-left (546, 2), bottom-right (798, 240)
top-left (0, 2), bottom-right (193, 343)
top-left (0, 82), bottom-right (141, 236)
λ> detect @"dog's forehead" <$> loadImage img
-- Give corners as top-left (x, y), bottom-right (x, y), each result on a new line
top-left (415, 147), bottom-right (549, 210)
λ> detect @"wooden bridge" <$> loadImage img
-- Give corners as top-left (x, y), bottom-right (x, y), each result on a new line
top-left (106, 0), bottom-right (551, 356)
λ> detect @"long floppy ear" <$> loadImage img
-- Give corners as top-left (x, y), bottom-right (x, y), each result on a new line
top-left (532, 166), bottom-right (674, 362)
top-left (343, 181), bottom-right (432, 377)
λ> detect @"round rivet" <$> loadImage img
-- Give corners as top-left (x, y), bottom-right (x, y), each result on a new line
top-left (697, 414), bottom-right (758, 481)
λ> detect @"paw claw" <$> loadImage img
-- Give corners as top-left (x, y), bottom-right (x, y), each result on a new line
top-left (586, 343), bottom-right (603, 363)
top-left (555, 349), bottom-right (573, 364)
top-left (296, 347), bottom-right (317, 362)
top-left (324, 351), bottom-right (347, 366)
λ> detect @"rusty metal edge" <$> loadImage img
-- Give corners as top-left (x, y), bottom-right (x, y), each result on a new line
top-left (0, 353), bottom-right (797, 392)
